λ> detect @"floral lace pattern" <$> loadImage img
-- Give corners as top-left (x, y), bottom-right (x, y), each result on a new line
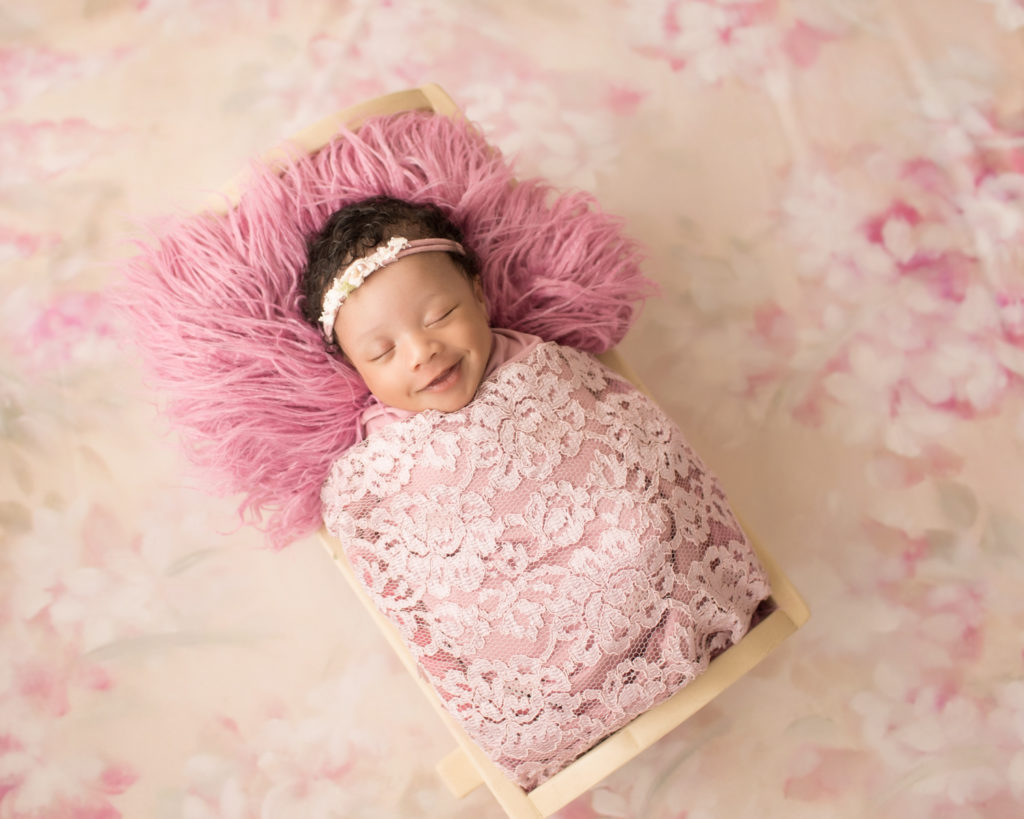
top-left (322, 343), bottom-right (771, 790)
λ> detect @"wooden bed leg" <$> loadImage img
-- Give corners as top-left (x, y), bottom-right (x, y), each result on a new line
top-left (437, 747), bottom-right (484, 798)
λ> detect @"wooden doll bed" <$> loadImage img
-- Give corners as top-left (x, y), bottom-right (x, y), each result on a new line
top-left (226, 83), bottom-right (810, 819)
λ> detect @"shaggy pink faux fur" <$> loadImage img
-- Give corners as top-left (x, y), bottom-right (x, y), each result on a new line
top-left (117, 111), bottom-right (652, 547)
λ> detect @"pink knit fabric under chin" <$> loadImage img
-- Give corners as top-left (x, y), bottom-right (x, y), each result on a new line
top-left (321, 343), bottom-right (771, 790)
top-left (114, 110), bottom-right (653, 548)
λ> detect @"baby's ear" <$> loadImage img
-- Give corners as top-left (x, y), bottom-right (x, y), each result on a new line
top-left (472, 276), bottom-right (487, 308)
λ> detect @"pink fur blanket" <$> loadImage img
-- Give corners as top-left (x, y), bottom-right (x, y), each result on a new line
top-left (115, 111), bottom-right (652, 546)
top-left (321, 342), bottom-right (771, 789)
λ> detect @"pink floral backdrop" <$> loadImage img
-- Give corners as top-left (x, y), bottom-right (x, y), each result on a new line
top-left (2, 1), bottom-right (1023, 817)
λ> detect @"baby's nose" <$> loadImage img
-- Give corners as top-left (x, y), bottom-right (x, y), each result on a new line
top-left (408, 333), bottom-right (440, 367)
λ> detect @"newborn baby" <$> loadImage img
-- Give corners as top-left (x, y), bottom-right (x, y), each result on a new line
top-left (302, 195), bottom-right (771, 790)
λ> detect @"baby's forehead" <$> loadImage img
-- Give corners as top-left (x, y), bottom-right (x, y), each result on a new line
top-left (368, 253), bottom-right (468, 296)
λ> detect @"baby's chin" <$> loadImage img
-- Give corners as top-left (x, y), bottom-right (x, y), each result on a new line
top-left (412, 360), bottom-right (484, 413)
top-left (417, 392), bottom-right (477, 414)
top-left (373, 389), bottom-right (477, 415)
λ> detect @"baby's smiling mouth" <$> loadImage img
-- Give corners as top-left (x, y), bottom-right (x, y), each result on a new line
top-left (421, 360), bottom-right (461, 391)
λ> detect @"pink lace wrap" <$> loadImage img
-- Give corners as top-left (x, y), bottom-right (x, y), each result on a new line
top-left (321, 343), bottom-right (771, 790)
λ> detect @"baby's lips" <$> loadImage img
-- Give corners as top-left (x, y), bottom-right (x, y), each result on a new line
top-left (420, 360), bottom-right (459, 391)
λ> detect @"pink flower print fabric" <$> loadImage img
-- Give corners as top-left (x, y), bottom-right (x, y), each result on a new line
top-left (321, 343), bottom-right (771, 790)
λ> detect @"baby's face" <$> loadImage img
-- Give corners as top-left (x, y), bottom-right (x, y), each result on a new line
top-left (333, 252), bottom-right (493, 413)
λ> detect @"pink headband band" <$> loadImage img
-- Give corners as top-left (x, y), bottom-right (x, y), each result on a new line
top-left (318, 236), bottom-right (466, 343)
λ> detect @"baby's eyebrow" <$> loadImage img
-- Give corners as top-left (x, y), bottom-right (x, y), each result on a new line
top-left (353, 322), bottom-right (388, 341)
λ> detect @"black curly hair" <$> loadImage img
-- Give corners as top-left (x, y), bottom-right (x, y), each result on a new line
top-left (300, 196), bottom-right (479, 342)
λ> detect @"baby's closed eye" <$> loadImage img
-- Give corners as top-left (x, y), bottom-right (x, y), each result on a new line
top-left (368, 345), bottom-right (394, 362)
top-left (427, 305), bottom-right (457, 326)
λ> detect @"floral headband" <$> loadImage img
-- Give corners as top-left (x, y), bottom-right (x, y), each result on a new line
top-left (318, 236), bottom-right (466, 343)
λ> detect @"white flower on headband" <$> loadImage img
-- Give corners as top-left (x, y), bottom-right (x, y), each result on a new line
top-left (319, 237), bottom-right (410, 340)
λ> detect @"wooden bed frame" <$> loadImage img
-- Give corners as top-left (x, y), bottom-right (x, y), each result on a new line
top-left (235, 82), bottom-right (811, 819)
